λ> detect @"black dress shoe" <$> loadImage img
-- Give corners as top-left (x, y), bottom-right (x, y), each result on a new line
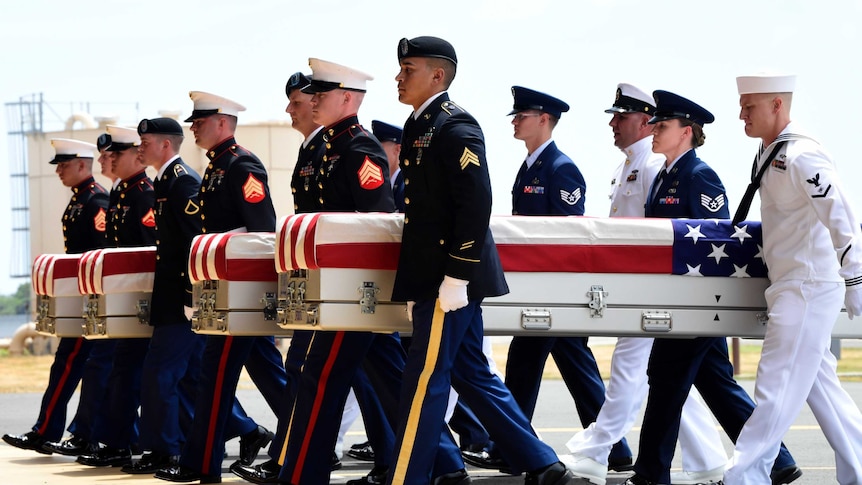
top-left (609, 455), bottom-right (635, 472)
top-left (76, 446), bottom-right (132, 467)
top-left (42, 435), bottom-right (89, 456)
top-left (121, 451), bottom-right (179, 474)
top-left (346, 465), bottom-right (388, 485)
top-left (432, 468), bottom-right (471, 485)
top-left (347, 440), bottom-right (376, 461)
top-left (526, 461), bottom-right (574, 485)
top-left (229, 458), bottom-right (281, 484)
top-left (155, 465), bottom-right (222, 483)
top-left (771, 465), bottom-right (803, 485)
top-left (239, 425), bottom-right (274, 465)
top-left (460, 448), bottom-right (507, 470)
top-left (332, 451), bottom-right (342, 471)
top-left (2, 431), bottom-right (51, 455)
top-left (622, 474), bottom-right (663, 485)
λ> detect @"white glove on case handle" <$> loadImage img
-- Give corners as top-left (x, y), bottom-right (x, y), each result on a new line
top-left (438, 276), bottom-right (469, 313)
top-left (845, 284), bottom-right (862, 320)
top-left (406, 301), bottom-right (415, 322)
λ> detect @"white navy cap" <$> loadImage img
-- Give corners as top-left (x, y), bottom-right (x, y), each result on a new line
top-left (605, 83), bottom-right (655, 115)
top-left (302, 58), bottom-right (373, 93)
top-left (105, 125), bottom-right (141, 151)
top-left (50, 138), bottom-right (96, 164)
top-left (185, 91), bottom-right (246, 122)
top-left (736, 73), bottom-right (797, 95)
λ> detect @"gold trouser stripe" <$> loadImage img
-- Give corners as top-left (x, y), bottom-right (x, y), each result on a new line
top-left (278, 331), bottom-right (316, 465)
top-left (391, 300), bottom-right (447, 485)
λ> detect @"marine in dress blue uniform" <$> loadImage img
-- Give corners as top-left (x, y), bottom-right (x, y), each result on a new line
top-left (3, 139), bottom-right (108, 455)
top-left (625, 91), bottom-right (799, 485)
top-left (387, 36), bottom-right (571, 485)
top-left (78, 125), bottom-right (158, 467)
top-left (156, 92), bottom-right (287, 484)
top-left (501, 86), bottom-right (632, 469)
top-left (275, 58), bottom-right (407, 485)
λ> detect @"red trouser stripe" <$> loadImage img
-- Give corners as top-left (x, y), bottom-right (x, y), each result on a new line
top-left (201, 336), bottom-right (233, 473)
top-left (37, 337), bottom-right (85, 435)
top-left (291, 331), bottom-right (345, 483)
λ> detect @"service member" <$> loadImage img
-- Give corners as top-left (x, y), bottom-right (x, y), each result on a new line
top-left (275, 58), bottom-right (405, 485)
top-left (387, 35), bottom-right (572, 485)
top-left (77, 125), bottom-right (157, 467)
top-left (2, 139), bottom-right (108, 454)
top-left (122, 117), bottom-right (206, 474)
top-left (623, 91), bottom-right (800, 485)
top-left (501, 85), bottom-right (632, 471)
top-left (155, 91), bottom-right (285, 484)
top-left (564, 83), bottom-right (728, 485)
top-left (723, 74), bottom-right (862, 484)
top-left (372, 119), bottom-right (405, 211)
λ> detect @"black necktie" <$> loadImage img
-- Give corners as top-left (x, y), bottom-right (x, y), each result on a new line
top-left (732, 141), bottom-right (788, 225)
top-left (650, 169), bottom-right (667, 204)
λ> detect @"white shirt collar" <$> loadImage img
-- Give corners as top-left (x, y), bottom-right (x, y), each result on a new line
top-left (525, 138), bottom-right (554, 169)
top-left (156, 154), bottom-right (182, 180)
top-left (303, 126), bottom-right (324, 148)
top-left (413, 91), bottom-right (447, 120)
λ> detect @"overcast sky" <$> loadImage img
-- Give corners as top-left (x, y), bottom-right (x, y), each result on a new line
top-left (1, 0), bottom-right (860, 294)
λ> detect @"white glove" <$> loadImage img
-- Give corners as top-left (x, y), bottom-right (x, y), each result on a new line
top-left (438, 276), bottom-right (469, 313)
top-left (184, 305), bottom-right (195, 321)
top-left (406, 301), bottom-right (415, 322)
top-left (846, 284), bottom-right (862, 320)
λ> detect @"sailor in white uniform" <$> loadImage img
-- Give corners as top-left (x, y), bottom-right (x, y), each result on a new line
top-left (563, 83), bottom-right (728, 485)
top-left (723, 73), bottom-right (862, 485)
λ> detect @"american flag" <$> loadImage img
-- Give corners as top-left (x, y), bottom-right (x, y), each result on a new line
top-left (670, 219), bottom-right (767, 278)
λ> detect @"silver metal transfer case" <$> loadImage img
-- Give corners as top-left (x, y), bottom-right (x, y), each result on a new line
top-left (35, 294), bottom-right (85, 337)
top-left (191, 279), bottom-right (290, 336)
top-left (82, 291), bottom-right (153, 339)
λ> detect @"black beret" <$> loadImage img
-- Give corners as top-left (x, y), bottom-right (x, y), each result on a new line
top-left (138, 117), bottom-right (184, 136)
top-left (286, 72), bottom-right (312, 97)
top-left (398, 36), bottom-right (457, 65)
top-left (96, 133), bottom-right (112, 152)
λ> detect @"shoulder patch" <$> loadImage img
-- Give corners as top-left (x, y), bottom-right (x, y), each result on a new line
top-left (459, 147), bottom-right (480, 170)
top-left (561, 188), bottom-right (582, 206)
top-left (94, 208), bottom-right (107, 232)
top-left (358, 157), bottom-right (384, 190)
top-left (700, 193), bottom-right (726, 212)
top-left (174, 164), bottom-right (187, 176)
top-left (141, 208), bottom-right (156, 227)
top-left (242, 173), bottom-right (266, 203)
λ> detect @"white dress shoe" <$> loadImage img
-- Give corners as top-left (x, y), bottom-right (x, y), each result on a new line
top-left (559, 453), bottom-right (607, 485)
top-left (670, 465), bottom-right (725, 484)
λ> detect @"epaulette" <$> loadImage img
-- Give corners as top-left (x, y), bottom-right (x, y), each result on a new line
top-left (228, 144), bottom-right (253, 157)
top-left (346, 124), bottom-right (370, 139)
top-left (440, 100), bottom-right (466, 116)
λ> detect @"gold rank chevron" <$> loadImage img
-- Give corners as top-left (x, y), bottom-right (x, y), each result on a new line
top-left (459, 148), bottom-right (480, 170)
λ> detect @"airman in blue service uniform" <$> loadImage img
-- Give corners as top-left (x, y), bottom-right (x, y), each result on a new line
top-left (624, 91), bottom-right (800, 485)
top-left (275, 58), bottom-right (408, 485)
top-left (155, 91), bottom-right (286, 484)
top-left (3, 139), bottom-right (108, 456)
top-left (388, 36), bottom-right (572, 485)
top-left (77, 125), bottom-right (158, 468)
top-left (120, 117), bottom-right (205, 475)
top-left (494, 86), bottom-right (632, 471)
top-left (372, 120), bottom-right (405, 211)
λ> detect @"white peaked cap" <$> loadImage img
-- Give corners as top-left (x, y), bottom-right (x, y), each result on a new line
top-left (185, 91), bottom-right (246, 121)
top-left (105, 125), bottom-right (140, 149)
top-left (50, 138), bottom-right (96, 163)
top-left (304, 58), bottom-right (374, 93)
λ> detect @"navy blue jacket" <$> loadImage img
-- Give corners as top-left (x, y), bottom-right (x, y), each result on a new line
top-left (151, 158), bottom-right (202, 325)
top-left (109, 170), bottom-right (156, 247)
top-left (199, 137), bottom-right (276, 233)
top-left (645, 149), bottom-right (729, 219)
top-left (512, 141), bottom-right (586, 216)
top-left (290, 129), bottom-right (326, 214)
top-left (392, 93), bottom-right (508, 302)
top-left (318, 116), bottom-right (395, 212)
top-left (63, 176), bottom-right (109, 254)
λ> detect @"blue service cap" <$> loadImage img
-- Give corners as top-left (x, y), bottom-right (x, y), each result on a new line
top-left (508, 86), bottom-right (570, 119)
top-left (398, 36), bottom-right (457, 65)
top-left (286, 72), bottom-right (311, 97)
top-left (648, 90), bottom-right (714, 126)
top-left (371, 120), bottom-right (403, 144)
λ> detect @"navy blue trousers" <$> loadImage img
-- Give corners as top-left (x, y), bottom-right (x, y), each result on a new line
top-left (32, 337), bottom-right (93, 441)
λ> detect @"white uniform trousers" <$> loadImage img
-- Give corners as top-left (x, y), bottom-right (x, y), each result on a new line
top-left (724, 280), bottom-right (862, 485)
top-left (566, 336), bottom-right (727, 471)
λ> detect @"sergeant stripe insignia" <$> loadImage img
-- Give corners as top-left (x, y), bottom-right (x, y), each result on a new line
top-left (358, 157), bottom-right (384, 190)
top-left (242, 174), bottom-right (266, 203)
top-left (141, 208), bottom-right (156, 227)
top-left (807, 172), bottom-right (832, 198)
top-left (459, 148), bottom-right (480, 170)
top-left (184, 200), bottom-right (200, 215)
top-left (561, 188), bottom-right (582, 206)
top-left (94, 208), bottom-right (106, 232)
top-left (701, 193), bottom-right (726, 212)
top-left (460, 240), bottom-right (474, 251)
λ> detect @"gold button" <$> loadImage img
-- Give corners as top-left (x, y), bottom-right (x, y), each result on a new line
top-left (208, 163), bottom-right (213, 169)
top-left (404, 197), bottom-right (410, 205)
top-left (294, 204), bottom-right (298, 210)
top-left (201, 214), bottom-right (205, 220)
top-left (319, 197), bottom-right (324, 203)
top-left (404, 178), bottom-right (409, 185)
top-left (404, 159), bottom-right (409, 166)
top-left (404, 217), bottom-right (409, 224)
top-left (204, 174), bottom-right (209, 180)
top-left (318, 183), bottom-right (323, 189)
top-left (208, 151), bottom-right (215, 157)
top-left (625, 159), bottom-right (630, 165)
top-left (202, 228), bottom-right (207, 233)
top-left (612, 207), bottom-right (618, 213)
top-left (156, 255), bottom-right (160, 260)
top-left (120, 193), bottom-right (125, 199)
top-left (291, 187), bottom-right (296, 193)
top-left (180, 272), bottom-right (185, 276)
top-left (201, 187), bottom-right (206, 192)
top-left (439, 239), bottom-right (445, 245)
top-left (326, 143), bottom-right (331, 149)
top-left (156, 240), bottom-right (160, 244)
